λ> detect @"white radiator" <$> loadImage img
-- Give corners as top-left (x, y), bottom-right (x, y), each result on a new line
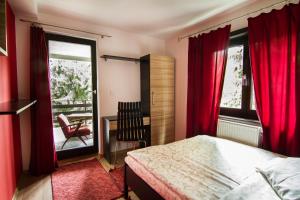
top-left (217, 119), bottom-right (262, 147)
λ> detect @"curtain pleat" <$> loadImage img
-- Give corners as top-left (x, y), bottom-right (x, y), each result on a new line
top-left (186, 25), bottom-right (231, 138)
top-left (29, 26), bottom-right (57, 175)
top-left (248, 3), bottom-right (300, 156)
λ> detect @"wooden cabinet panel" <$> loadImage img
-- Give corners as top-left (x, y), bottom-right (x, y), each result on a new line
top-left (140, 54), bottom-right (175, 146)
top-left (151, 125), bottom-right (175, 145)
top-left (150, 55), bottom-right (174, 65)
top-left (151, 69), bottom-right (174, 76)
top-left (151, 92), bottom-right (174, 103)
top-left (149, 55), bottom-right (175, 145)
top-left (151, 73), bottom-right (174, 79)
top-left (150, 80), bottom-right (174, 88)
top-left (151, 115), bottom-right (174, 127)
top-left (151, 91), bottom-right (174, 107)
top-left (151, 107), bottom-right (174, 117)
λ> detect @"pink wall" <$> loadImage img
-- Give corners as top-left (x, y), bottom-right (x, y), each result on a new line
top-left (166, 38), bottom-right (188, 141)
top-left (15, 14), bottom-right (165, 169)
top-left (0, 2), bottom-right (22, 200)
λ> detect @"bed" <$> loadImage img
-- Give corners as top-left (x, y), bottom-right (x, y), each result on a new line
top-left (124, 135), bottom-right (299, 200)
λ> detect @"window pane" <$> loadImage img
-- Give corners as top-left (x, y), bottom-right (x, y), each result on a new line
top-left (251, 82), bottom-right (256, 110)
top-left (221, 46), bottom-right (243, 109)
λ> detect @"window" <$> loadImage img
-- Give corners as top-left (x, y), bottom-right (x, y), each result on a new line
top-left (250, 83), bottom-right (256, 110)
top-left (46, 33), bottom-right (99, 159)
top-left (220, 29), bottom-right (257, 120)
top-left (221, 45), bottom-right (243, 109)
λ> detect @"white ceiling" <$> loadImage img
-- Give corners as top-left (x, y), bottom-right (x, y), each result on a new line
top-left (9, 0), bottom-right (268, 39)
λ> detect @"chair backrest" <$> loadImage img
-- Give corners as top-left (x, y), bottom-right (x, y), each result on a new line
top-left (57, 114), bottom-right (71, 135)
top-left (117, 102), bottom-right (146, 142)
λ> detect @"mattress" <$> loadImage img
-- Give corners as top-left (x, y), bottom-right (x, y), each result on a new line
top-left (125, 135), bottom-right (279, 200)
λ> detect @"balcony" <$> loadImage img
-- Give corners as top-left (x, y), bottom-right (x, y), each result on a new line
top-left (52, 100), bottom-right (94, 151)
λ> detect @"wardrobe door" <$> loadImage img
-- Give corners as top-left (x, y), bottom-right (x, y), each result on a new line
top-left (150, 55), bottom-right (175, 145)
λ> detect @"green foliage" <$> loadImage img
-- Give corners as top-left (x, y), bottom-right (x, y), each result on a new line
top-left (50, 59), bottom-right (92, 107)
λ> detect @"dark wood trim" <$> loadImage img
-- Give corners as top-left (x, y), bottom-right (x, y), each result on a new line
top-left (140, 55), bottom-right (150, 116)
top-left (125, 163), bottom-right (164, 200)
top-left (52, 103), bottom-right (92, 109)
top-left (45, 33), bottom-right (99, 160)
top-left (219, 115), bottom-right (261, 127)
top-left (230, 27), bottom-right (248, 39)
top-left (101, 55), bottom-right (140, 63)
top-left (221, 28), bottom-right (258, 120)
top-left (124, 163), bottom-right (128, 199)
top-left (46, 33), bottom-right (97, 47)
top-left (220, 108), bottom-right (258, 120)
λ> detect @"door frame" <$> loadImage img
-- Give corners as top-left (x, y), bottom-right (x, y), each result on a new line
top-left (46, 33), bottom-right (99, 160)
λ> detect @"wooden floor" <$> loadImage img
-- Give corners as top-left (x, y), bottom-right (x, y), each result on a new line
top-left (15, 154), bottom-right (139, 200)
top-left (16, 173), bottom-right (52, 200)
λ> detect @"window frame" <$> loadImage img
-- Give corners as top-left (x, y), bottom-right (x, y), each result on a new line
top-left (220, 28), bottom-right (258, 120)
top-left (46, 33), bottom-right (99, 160)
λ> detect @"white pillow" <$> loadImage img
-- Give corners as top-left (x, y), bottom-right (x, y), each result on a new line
top-left (257, 157), bottom-right (300, 200)
top-left (221, 172), bottom-right (280, 200)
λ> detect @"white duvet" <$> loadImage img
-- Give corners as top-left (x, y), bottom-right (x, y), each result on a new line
top-left (126, 135), bottom-right (279, 200)
top-left (222, 157), bottom-right (300, 200)
top-left (221, 172), bottom-right (280, 200)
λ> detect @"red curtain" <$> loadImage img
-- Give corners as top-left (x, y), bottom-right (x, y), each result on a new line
top-left (186, 25), bottom-right (231, 138)
top-left (248, 3), bottom-right (300, 156)
top-left (30, 26), bottom-right (57, 175)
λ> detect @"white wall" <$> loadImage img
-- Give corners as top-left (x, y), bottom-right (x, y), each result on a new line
top-left (16, 14), bottom-right (165, 170)
top-left (165, 0), bottom-right (294, 141)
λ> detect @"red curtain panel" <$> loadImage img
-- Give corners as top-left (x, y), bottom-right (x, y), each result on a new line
top-left (248, 3), bottom-right (300, 156)
top-left (186, 25), bottom-right (231, 138)
top-left (29, 26), bottom-right (57, 175)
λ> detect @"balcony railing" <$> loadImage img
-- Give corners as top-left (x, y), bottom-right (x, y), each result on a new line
top-left (52, 100), bottom-right (93, 125)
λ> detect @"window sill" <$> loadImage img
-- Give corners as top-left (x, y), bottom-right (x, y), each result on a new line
top-left (219, 115), bottom-right (261, 127)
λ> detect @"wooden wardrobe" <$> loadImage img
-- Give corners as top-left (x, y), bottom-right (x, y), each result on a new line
top-left (140, 54), bottom-right (175, 146)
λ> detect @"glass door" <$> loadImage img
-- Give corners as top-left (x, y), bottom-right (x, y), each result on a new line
top-left (46, 33), bottom-right (98, 160)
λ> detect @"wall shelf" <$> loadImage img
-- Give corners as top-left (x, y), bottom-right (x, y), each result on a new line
top-left (0, 99), bottom-right (37, 115)
top-left (100, 55), bottom-right (140, 63)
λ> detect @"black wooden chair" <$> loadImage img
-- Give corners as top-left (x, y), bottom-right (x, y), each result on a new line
top-left (114, 102), bottom-right (147, 165)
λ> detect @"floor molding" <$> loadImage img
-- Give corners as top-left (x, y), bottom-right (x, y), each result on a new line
top-left (12, 188), bottom-right (18, 200)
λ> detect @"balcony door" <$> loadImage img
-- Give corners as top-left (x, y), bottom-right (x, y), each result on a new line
top-left (46, 33), bottom-right (98, 160)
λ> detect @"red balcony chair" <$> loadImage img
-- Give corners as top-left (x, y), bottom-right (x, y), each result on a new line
top-left (57, 113), bottom-right (91, 150)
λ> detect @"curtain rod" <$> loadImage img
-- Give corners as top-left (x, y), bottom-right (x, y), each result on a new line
top-left (178, 0), bottom-right (290, 41)
top-left (20, 19), bottom-right (112, 39)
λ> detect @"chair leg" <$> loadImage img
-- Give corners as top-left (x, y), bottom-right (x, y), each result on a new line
top-left (124, 164), bottom-right (129, 199)
top-left (61, 138), bottom-right (71, 150)
top-left (113, 140), bottom-right (119, 168)
top-left (141, 140), bottom-right (147, 148)
top-left (78, 136), bottom-right (87, 145)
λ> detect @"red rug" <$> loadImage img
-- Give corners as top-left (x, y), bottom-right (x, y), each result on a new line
top-left (52, 159), bottom-right (123, 200)
top-left (109, 167), bottom-right (124, 192)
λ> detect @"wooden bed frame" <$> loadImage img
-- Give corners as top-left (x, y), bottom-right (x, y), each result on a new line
top-left (124, 163), bottom-right (164, 200)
